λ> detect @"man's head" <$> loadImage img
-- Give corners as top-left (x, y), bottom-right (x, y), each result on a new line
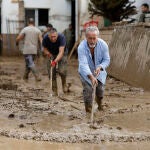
top-left (46, 23), bottom-right (53, 31)
top-left (48, 28), bottom-right (58, 43)
top-left (85, 26), bottom-right (99, 48)
top-left (141, 3), bottom-right (149, 13)
top-left (28, 18), bottom-right (35, 25)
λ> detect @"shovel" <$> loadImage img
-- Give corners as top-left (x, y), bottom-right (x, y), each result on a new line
top-left (90, 84), bottom-right (96, 124)
top-left (49, 58), bottom-right (53, 97)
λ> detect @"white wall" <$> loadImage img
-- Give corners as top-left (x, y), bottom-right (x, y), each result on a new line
top-left (80, 0), bottom-right (90, 25)
top-left (1, 0), bottom-right (71, 33)
top-left (24, 0), bottom-right (71, 32)
top-left (1, 0), bottom-right (18, 34)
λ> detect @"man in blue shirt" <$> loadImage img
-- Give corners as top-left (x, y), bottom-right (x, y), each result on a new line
top-left (78, 26), bottom-right (110, 113)
top-left (42, 28), bottom-right (68, 95)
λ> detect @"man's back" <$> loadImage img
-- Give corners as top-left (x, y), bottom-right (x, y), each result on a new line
top-left (20, 26), bottom-right (41, 54)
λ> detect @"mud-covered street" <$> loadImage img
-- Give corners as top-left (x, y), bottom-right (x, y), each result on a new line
top-left (0, 57), bottom-right (150, 149)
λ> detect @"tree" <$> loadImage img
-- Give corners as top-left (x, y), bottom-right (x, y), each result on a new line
top-left (88, 0), bottom-right (137, 22)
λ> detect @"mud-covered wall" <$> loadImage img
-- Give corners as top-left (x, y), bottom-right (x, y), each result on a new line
top-left (100, 28), bottom-right (113, 45)
top-left (2, 34), bottom-right (21, 56)
top-left (107, 25), bottom-right (150, 90)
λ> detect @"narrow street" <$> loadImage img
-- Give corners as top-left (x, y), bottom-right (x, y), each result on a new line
top-left (0, 57), bottom-right (150, 149)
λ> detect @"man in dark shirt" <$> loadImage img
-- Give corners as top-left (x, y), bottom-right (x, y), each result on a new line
top-left (42, 28), bottom-right (68, 95)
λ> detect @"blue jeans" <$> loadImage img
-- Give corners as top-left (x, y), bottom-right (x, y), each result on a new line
top-left (24, 54), bottom-right (36, 69)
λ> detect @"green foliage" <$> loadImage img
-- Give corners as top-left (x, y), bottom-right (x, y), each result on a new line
top-left (88, 0), bottom-right (137, 22)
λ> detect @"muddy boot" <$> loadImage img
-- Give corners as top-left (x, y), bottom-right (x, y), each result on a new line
top-left (52, 79), bottom-right (58, 96)
top-left (85, 102), bottom-right (92, 113)
top-left (61, 75), bottom-right (68, 93)
top-left (31, 67), bottom-right (41, 81)
top-left (96, 97), bottom-right (103, 111)
top-left (23, 68), bottom-right (30, 80)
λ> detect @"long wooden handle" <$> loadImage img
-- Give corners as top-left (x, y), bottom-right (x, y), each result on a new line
top-left (90, 84), bottom-right (96, 124)
top-left (50, 59), bottom-right (53, 96)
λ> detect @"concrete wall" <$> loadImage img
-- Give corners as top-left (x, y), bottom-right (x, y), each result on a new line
top-left (100, 27), bottom-right (114, 45)
top-left (2, 34), bottom-right (20, 56)
top-left (79, 0), bottom-right (90, 26)
top-left (107, 25), bottom-right (150, 90)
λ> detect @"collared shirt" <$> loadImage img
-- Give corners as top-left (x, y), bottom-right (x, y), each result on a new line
top-left (78, 38), bottom-right (110, 85)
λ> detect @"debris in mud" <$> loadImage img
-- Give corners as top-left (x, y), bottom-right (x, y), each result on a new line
top-left (26, 122), bottom-right (37, 125)
top-left (49, 111), bottom-right (57, 115)
top-left (89, 123), bottom-right (101, 129)
top-left (0, 82), bottom-right (18, 91)
top-left (106, 93), bottom-right (126, 98)
top-left (19, 115), bottom-right (27, 120)
top-left (19, 124), bottom-right (25, 128)
top-left (0, 71), bottom-right (9, 76)
top-left (8, 113), bottom-right (15, 119)
top-left (68, 114), bottom-right (82, 120)
top-left (116, 127), bottom-right (122, 130)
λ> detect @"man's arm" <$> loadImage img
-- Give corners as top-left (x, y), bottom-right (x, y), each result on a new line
top-left (16, 34), bottom-right (24, 45)
top-left (43, 47), bottom-right (51, 58)
top-left (42, 36), bottom-right (51, 58)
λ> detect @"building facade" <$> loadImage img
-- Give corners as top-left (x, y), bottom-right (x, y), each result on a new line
top-left (0, 0), bottom-right (93, 55)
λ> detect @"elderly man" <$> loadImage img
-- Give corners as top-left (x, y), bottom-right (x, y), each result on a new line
top-left (42, 28), bottom-right (68, 95)
top-left (78, 26), bottom-right (110, 113)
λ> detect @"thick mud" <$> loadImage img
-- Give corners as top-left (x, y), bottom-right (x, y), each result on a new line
top-left (0, 136), bottom-right (150, 150)
top-left (0, 57), bottom-right (150, 148)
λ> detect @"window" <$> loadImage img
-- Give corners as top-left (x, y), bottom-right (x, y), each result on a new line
top-left (25, 9), bottom-right (49, 27)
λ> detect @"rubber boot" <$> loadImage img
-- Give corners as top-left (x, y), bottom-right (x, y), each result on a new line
top-left (95, 97), bottom-right (103, 111)
top-left (85, 102), bottom-right (92, 113)
top-left (61, 75), bottom-right (68, 93)
top-left (31, 67), bottom-right (41, 81)
top-left (23, 68), bottom-right (30, 80)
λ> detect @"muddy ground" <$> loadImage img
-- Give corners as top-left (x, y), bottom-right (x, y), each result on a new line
top-left (0, 56), bottom-right (150, 149)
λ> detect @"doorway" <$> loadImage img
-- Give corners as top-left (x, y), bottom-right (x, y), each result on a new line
top-left (25, 9), bottom-right (49, 27)
top-left (38, 9), bottom-right (48, 26)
